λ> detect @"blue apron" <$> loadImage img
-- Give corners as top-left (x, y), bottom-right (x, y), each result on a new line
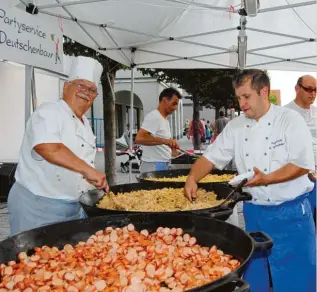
top-left (308, 181), bottom-right (316, 212)
top-left (140, 161), bottom-right (170, 173)
top-left (243, 195), bottom-right (316, 292)
top-left (8, 182), bottom-right (87, 236)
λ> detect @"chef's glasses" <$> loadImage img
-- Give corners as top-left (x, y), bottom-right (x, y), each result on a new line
top-left (298, 83), bottom-right (317, 95)
top-left (72, 82), bottom-right (98, 96)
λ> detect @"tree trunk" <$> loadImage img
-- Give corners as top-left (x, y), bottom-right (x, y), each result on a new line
top-left (101, 70), bottom-right (117, 186)
top-left (192, 96), bottom-right (201, 150)
top-left (91, 103), bottom-right (95, 133)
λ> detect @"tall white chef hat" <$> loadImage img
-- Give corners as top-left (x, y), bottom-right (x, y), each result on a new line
top-left (68, 56), bottom-right (103, 85)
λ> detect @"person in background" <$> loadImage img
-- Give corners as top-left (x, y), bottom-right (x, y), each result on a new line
top-left (284, 75), bottom-right (316, 223)
top-left (135, 87), bottom-right (182, 173)
top-left (205, 120), bottom-right (211, 144)
top-left (184, 69), bottom-right (315, 292)
top-left (214, 111), bottom-right (229, 139)
top-left (201, 118), bottom-right (206, 129)
top-left (187, 119), bottom-right (205, 149)
top-left (8, 57), bottom-right (108, 235)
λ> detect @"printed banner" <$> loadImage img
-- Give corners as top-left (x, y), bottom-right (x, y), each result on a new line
top-left (0, 1), bottom-right (63, 73)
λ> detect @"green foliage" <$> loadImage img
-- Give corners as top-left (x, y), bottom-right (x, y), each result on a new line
top-left (63, 36), bottom-right (126, 73)
top-left (269, 94), bottom-right (278, 105)
top-left (138, 68), bottom-right (239, 109)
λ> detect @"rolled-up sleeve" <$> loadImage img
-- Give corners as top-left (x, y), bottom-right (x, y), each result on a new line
top-left (285, 111), bottom-right (315, 171)
top-left (203, 123), bottom-right (235, 170)
top-left (28, 104), bottom-right (62, 149)
top-left (141, 112), bottom-right (159, 135)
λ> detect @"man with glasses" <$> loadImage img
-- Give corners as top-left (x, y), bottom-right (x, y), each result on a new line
top-left (285, 75), bottom-right (317, 222)
top-left (8, 57), bottom-right (109, 235)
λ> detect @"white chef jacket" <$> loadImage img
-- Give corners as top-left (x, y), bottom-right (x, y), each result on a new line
top-left (204, 104), bottom-right (314, 205)
top-left (284, 101), bottom-right (317, 166)
top-left (15, 99), bottom-right (96, 201)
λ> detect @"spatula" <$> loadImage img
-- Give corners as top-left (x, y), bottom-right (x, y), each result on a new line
top-left (214, 178), bottom-right (248, 208)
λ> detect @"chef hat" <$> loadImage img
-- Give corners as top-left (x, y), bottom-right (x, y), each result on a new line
top-left (68, 56), bottom-right (103, 85)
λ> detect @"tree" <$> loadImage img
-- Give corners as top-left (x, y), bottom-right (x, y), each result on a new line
top-left (269, 94), bottom-right (278, 105)
top-left (139, 69), bottom-right (238, 149)
top-left (64, 37), bottom-right (125, 185)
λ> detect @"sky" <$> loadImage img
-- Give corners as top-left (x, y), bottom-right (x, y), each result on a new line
top-left (268, 70), bottom-right (316, 106)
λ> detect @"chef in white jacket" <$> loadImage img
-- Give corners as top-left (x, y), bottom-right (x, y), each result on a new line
top-left (284, 75), bottom-right (316, 221)
top-left (8, 56), bottom-right (109, 235)
top-left (184, 69), bottom-right (316, 292)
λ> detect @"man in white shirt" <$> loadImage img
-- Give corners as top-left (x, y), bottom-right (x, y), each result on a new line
top-left (284, 75), bottom-right (316, 222)
top-left (8, 57), bottom-right (109, 235)
top-left (185, 69), bottom-right (315, 292)
top-left (135, 87), bottom-right (181, 172)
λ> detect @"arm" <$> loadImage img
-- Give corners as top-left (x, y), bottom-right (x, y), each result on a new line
top-left (34, 143), bottom-right (96, 176)
top-left (135, 128), bottom-right (179, 149)
top-left (34, 144), bottom-right (108, 191)
top-left (135, 128), bottom-right (169, 146)
top-left (246, 164), bottom-right (309, 187)
top-left (29, 105), bottom-right (108, 190)
top-left (188, 157), bottom-right (214, 182)
top-left (266, 163), bottom-right (309, 184)
top-left (184, 124), bottom-right (234, 201)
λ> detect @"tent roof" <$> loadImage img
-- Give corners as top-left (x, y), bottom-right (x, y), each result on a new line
top-left (18, 0), bottom-right (316, 71)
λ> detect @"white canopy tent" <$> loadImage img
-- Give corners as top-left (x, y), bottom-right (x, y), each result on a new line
top-left (17, 0), bottom-right (316, 70)
top-left (13, 0), bottom-right (317, 180)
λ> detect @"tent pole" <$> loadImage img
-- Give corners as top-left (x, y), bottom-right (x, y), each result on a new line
top-left (258, 1), bottom-right (315, 13)
top-left (31, 67), bottom-right (37, 111)
top-left (247, 27), bottom-right (313, 41)
top-left (25, 65), bottom-right (33, 128)
top-left (129, 50), bottom-right (136, 183)
top-left (104, 28), bottom-right (236, 51)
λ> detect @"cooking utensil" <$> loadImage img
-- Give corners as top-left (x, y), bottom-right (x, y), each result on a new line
top-left (0, 213), bottom-right (273, 292)
top-left (136, 169), bottom-right (237, 187)
top-left (79, 182), bottom-right (252, 221)
top-left (178, 148), bottom-right (202, 158)
top-left (214, 178), bottom-right (248, 208)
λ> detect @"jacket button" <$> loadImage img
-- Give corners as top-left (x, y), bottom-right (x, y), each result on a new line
top-left (248, 169), bottom-right (251, 172)
top-left (247, 125), bottom-right (250, 128)
top-left (264, 153), bottom-right (267, 155)
top-left (91, 161), bottom-right (94, 164)
top-left (268, 123), bottom-right (271, 126)
top-left (266, 137), bottom-right (268, 140)
top-left (267, 198), bottom-right (271, 201)
top-left (82, 144), bottom-right (84, 147)
top-left (264, 168), bottom-right (267, 172)
top-left (245, 138), bottom-right (248, 141)
top-left (246, 154), bottom-right (249, 157)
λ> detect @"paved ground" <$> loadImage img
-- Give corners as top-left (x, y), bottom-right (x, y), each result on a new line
top-left (0, 137), bottom-right (244, 241)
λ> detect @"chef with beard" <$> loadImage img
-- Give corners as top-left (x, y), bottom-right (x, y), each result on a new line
top-left (8, 56), bottom-right (109, 235)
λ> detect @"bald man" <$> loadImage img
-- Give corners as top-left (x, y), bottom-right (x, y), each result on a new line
top-left (285, 75), bottom-right (317, 221)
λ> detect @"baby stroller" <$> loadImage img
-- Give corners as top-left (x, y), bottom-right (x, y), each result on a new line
top-left (116, 130), bottom-right (143, 173)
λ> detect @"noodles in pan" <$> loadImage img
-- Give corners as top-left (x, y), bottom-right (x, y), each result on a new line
top-left (97, 188), bottom-right (225, 212)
